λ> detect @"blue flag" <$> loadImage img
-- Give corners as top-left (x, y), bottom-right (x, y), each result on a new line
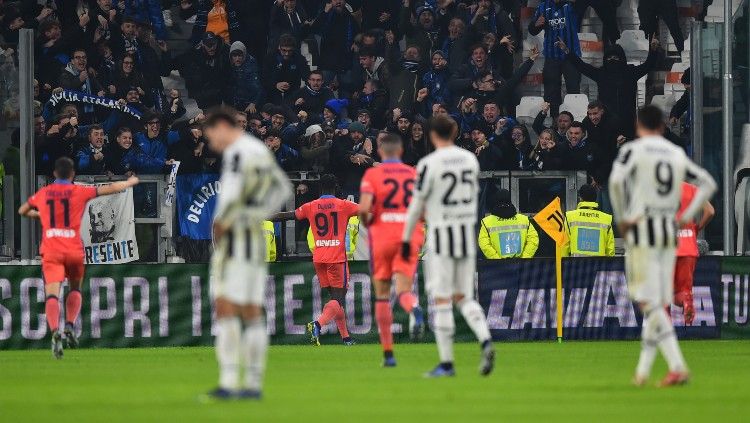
top-left (176, 173), bottom-right (221, 240)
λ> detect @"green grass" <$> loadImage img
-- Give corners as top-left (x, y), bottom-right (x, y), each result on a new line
top-left (1, 341), bottom-right (749, 422)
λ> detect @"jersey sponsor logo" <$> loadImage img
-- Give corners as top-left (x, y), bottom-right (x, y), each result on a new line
top-left (677, 229), bottom-right (695, 238)
top-left (380, 212), bottom-right (407, 223)
top-left (45, 228), bottom-right (76, 238)
top-left (548, 17), bottom-right (567, 28)
top-left (315, 239), bottom-right (341, 247)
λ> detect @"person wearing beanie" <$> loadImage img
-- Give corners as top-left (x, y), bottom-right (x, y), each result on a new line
top-left (225, 41), bottom-right (263, 114)
top-left (562, 184), bottom-right (615, 257)
top-left (323, 98), bottom-right (351, 129)
top-left (399, 2), bottom-right (439, 64)
top-left (478, 189), bottom-right (539, 259)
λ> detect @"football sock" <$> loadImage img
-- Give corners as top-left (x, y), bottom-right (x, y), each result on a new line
top-left (457, 299), bottom-right (492, 344)
top-left (216, 317), bottom-right (241, 390)
top-left (242, 318), bottom-right (268, 391)
top-left (653, 308), bottom-right (688, 373)
top-left (318, 300), bottom-right (339, 326)
top-left (375, 299), bottom-right (393, 352)
top-left (45, 295), bottom-right (60, 333)
top-left (398, 292), bottom-right (418, 314)
top-left (433, 303), bottom-right (455, 363)
top-left (636, 310), bottom-right (658, 379)
top-left (334, 303), bottom-right (350, 339)
top-left (65, 289), bottom-right (82, 325)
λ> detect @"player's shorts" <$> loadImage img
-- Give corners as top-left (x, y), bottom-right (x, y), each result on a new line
top-left (674, 256), bottom-right (697, 297)
top-left (210, 229), bottom-right (267, 305)
top-left (314, 262), bottom-right (349, 289)
top-left (423, 254), bottom-right (475, 299)
top-left (369, 236), bottom-right (422, 281)
top-left (625, 246), bottom-right (676, 308)
top-left (41, 251), bottom-right (85, 284)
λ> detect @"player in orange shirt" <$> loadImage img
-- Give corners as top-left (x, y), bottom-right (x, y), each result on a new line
top-left (18, 157), bottom-right (140, 359)
top-left (674, 182), bottom-right (714, 325)
top-left (272, 174), bottom-right (358, 346)
top-left (358, 133), bottom-right (425, 367)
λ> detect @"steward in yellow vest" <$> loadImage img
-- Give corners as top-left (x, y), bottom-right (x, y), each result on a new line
top-left (478, 189), bottom-right (539, 259)
top-left (263, 220), bottom-right (277, 262)
top-left (563, 184), bottom-right (615, 257)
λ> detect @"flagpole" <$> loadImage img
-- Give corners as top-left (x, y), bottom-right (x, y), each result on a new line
top-left (556, 244), bottom-right (563, 343)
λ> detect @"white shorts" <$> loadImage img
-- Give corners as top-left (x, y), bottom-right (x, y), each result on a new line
top-left (210, 227), bottom-right (267, 306)
top-left (424, 254), bottom-right (476, 299)
top-left (625, 246), bottom-right (676, 308)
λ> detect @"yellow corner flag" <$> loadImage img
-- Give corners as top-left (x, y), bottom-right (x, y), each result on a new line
top-left (533, 197), bottom-right (567, 343)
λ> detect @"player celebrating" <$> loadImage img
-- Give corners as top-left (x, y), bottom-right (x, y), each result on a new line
top-left (272, 175), bottom-right (358, 346)
top-left (358, 133), bottom-right (425, 368)
top-left (18, 157), bottom-right (140, 359)
top-left (675, 182), bottom-right (714, 325)
top-left (609, 106), bottom-right (716, 387)
top-left (204, 110), bottom-right (293, 400)
top-left (402, 115), bottom-right (495, 377)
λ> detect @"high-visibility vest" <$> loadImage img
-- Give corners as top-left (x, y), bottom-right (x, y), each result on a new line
top-left (478, 213), bottom-right (539, 259)
top-left (263, 220), bottom-right (277, 262)
top-left (563, 201), bottom-right (615, 257)
top-left (307, 216), bottom-right (360, 260)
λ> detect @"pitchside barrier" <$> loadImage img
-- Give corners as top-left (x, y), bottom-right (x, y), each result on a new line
top-left (0, 258), bottom-right (748, 349)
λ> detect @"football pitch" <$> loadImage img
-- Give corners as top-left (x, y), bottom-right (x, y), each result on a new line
top-left (1, 341), bottom-right (748, 422)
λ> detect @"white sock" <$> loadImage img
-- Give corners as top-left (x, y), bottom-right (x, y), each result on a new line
top-left (635, 310), bottom-right (659, 379)
top-left (242, 318), bottom-right (269, 391)
top-left (433, 303), bottom-right (455, 363)
top-left (215, 317), bottom-right (241, 390)
top-left (653, 308), bottom-right (688, 373)
top-left (457, 298), bottom-right (491, 345)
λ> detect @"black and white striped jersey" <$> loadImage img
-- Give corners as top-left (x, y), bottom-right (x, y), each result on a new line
top-left (608, 135), bottom-right (716, 249)
top-left (403, 145), bottom-right (479, 258)
top-left (214, 133), bottom-right (293, 231)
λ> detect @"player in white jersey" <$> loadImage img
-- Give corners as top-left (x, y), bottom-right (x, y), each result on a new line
top-left (609, 106), bottom-right (716, 387)
top-left (202, 109), bottom-right (293, 400)
top-left (402, 115), bottom-right (495, 378)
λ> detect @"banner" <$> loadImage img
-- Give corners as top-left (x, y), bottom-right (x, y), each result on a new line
top-left (164, 161), bottom-right (180, 206)
top-left (47, 89), bottom-right (143, 120)
top-left (176, 173), bottom-right (221, 240)
top-left (478, 258), bottom-right (722, 341)
top-left (78, 185), bottom-right (139, 264)
top-left (0, 258), bottom-right (747, 349)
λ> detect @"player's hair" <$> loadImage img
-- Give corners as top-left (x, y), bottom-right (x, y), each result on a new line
top-left (319, 174), bottom-right (338, 194)
top-left (54, 157), bottom-right (75, 180)
top-left (578, 184), bottom-right (598, 202)
top-left (205, 108), bottom-right (238, 128)
top-left (637, 105), bottom-right (665, 131)
top-left (379, 133), bottom-right (403, 156)
top-left (428, 115), bottom-right (458, 141)
top-left (587, 100), bottom-right (605, 110)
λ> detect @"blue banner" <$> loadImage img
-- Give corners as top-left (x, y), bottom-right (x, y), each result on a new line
top-left (477, 257), bottom-right (722, 341)
top-left (46, 89), bottom-right (143, 119)
top-left (176, 173), bottom-right (221, 240)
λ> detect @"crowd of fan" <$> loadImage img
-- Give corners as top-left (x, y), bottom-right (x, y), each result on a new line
top-left (0, 0), bottom-right (702, 199)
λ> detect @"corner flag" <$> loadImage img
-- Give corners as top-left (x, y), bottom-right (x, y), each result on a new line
top-left (533, 197), bottom-right (567, 342)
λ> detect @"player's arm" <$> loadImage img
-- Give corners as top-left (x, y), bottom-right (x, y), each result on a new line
top-left (680, 160), bottom-right (718, 225)
top-left (402, 162), bottom-right (431, 248)
top-left (478, 222), bottom-right (500, 259)
top-left (17, 202), bottom-right (39, 219)
top-left (522, 223), bottom-right (539, 258)
top-left (608, 147), bottom-right (634, 230)
top-left (357, 193), bottom-right (374, 226)
top-left (269, 211), bottom-right (297, 221)
top-left (96, 175), bottom-right (140, 196)
top-left (696, 200), bottom-right (715, 231)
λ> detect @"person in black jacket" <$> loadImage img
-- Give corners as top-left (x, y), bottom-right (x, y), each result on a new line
top-left (529, 128), bottom-right (567, 171)
top-left (470, 125), bottom-right (506, 171)
top-left (175, 32), bottom-right (230, 109)
top-left (573, 0), bottom-right (620, 45)
top-left (313, 0), bottom-right (360, 83)
top-left (262, 34), bottom-right (311, 106)
top-left (559, 36), bottom-right (660, 138)
top-left (532, 103), bottom-right (574, 140)
top-left (638, 0), bottom-right (684, 55)
top-left (288, 70), bottom-right (334, 123)
top-left (582, 101), bottom-right (624, 188)
top-left (564, 121), bottom-right (599, 175)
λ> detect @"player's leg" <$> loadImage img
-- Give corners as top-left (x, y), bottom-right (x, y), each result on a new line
top-left (674, 256), bottom-right (697, 325)
top-left (453, 257), bottom-right (494, 376)
top-left (42, 255), bottom-right (65, 359)
top-left (424, 255), bottom-right (456, 377)
top-left (628, 246), bottom-right (659, 385)
top-left (655, 249), bottom-right (689, 386)
top-left (239, 302), bottom-right (266, 400)
top-left (329, 284), bottom-right (353, 345)
top-left (63, 253), bottom-right (86, 348)
top-left (393, 237), bottom-right (425, 340)
top-left (373, 278), bottom-right (395, 366)
top-left (309, 263), bottom-right (334, 345)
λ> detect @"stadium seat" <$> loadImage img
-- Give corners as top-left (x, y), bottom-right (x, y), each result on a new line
top-left (516, 96), bottom-right (545, 123)
top-left (664, 62), bottom-right (689, 97)
top-left (617, 30), bottom-right (649, 62)
top-left (560, 94), bottom-right (589, 122)
top-left (579, 33), bottom-right (603, 66)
